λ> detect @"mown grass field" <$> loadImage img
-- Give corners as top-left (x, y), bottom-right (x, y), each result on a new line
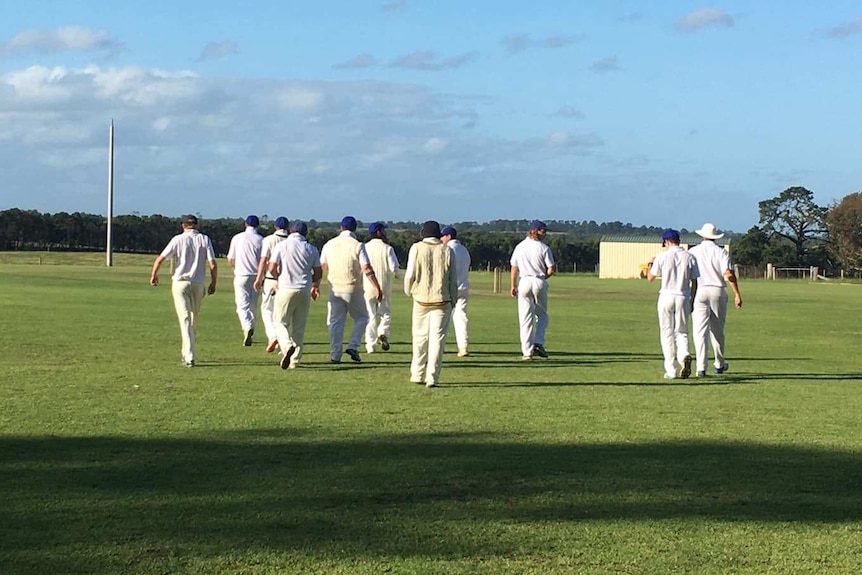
top-left (1, 253), bottom-right (861, 574)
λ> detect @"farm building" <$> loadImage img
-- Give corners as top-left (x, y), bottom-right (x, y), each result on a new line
top-left (598, 235), bottom-right (731, 279)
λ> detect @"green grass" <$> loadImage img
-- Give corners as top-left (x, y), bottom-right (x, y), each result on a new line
top-left (2, 254), bottom-right (862, 574)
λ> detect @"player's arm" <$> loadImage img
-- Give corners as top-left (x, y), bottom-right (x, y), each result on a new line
top-left (725, 268), bottom-right (742, 308)
top-left (362, 264), bottom-right (383, 302)
top-left (311, 266), bottom-right (322, 300)
top-left (254, 255), bottom-right (268, 291)
top-left (646, 257), bottom-right (659, 282)
top-left (150, 255), bottom-right (167, 286)
top-left (545, 265), bottom-right (556, 280)
top-left (207, 259), bottom-right (218, 294)
top-left (510, 265), bottom-right (519, 297)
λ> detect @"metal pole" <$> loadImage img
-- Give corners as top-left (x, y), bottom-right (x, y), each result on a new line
top-left (106, 120), bottom-right (114, 267)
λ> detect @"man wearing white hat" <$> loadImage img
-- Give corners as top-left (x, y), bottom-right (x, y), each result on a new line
top-left (688, 223), bottom-right (743, 377)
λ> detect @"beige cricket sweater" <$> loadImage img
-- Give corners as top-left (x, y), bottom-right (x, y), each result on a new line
top-left (322, 232), bottom-right (363, 293)
top-left (404, 238), bottom-right (457, 305)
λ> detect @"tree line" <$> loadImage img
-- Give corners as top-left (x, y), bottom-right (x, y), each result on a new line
top-left (2, 186), bottom-right (861, 274)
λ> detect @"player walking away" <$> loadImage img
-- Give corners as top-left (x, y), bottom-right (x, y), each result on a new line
top-left (320, 216), bottom-right (382, 364)
top-left (253, 216), bottom-right (290, 353)
top-left (404, 220), bottom-right (458, 387)
top-left (688, 222), bottom-right (743, 377)
top-left (363, 222), bottom-right (400, 354)
top-left (227, 215), bottom-right (263, 346)
top-left (441, 226), bottom-right (471, 357)
top-left (647, 229), bottom-right (700, 380)
top-left (509, 220), bottom-right (556, 360)
top-left (149, 214), bottom-right (217, 368)
top-left (267, 221), bottom-right (322, 370)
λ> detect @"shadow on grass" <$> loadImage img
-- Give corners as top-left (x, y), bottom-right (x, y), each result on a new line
top-left (2, 433), bottom-right (862, 572)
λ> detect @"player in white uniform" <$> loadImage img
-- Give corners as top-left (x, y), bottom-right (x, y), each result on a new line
top-left (688, 223), bottom-right (743, 377)
top-left (227, 215), bottom-right (263, 346)
top-left (648, 229), bottom-right (700, 379)
top-left (441, 226), bottom-right (471, 357)
top-left (267, 221), bottom-right (322, 369)
top-left (509, 220), bottom-right (556, 360)
top-left (149, 215), bottom-right (218, 367)
top-left (253, 216), bottom-right (290, 353)
top-left (363, 222), bottom-right (400, 354)
top-left (320, 216), bottom-right (382, 364)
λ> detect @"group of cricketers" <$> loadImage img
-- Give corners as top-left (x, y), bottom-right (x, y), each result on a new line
top-left (150, 215), bottom-right (739, 383)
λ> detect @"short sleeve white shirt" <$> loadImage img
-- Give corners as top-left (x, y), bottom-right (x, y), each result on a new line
top-left (270, 233), bottom-right (321, 290)
top-left (227, 228), bottom-right (263, 276)
top-left (689, 241), bottom-right (731, 288)
top-left (447, 239), bottom-right (471, 291)
top-left (159, 230), bottom-right (216, 283)
top-left (510, 237), bottom-right (555, 279)
top-left (650, 246), bottom-right (700, 296)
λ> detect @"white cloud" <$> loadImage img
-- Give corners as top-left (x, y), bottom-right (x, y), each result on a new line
top-left (334, 53), bottom-right (379, 69)
top-left (554, 105), bottom-right (585, 119)
top-left (675, 8), bottom-right (734, 33)
top-left (502, 34), bottom-right (530, 55)
top-left (389, 51), bottom-right (477, 71)
top-left (278, 87), bottom-right (324, 112)
top-left (816, 15), bottom-right (862, 38)
top-left (423, 137), bottom-right (447, 154)
top-left (0, 26), bottom-right (122, 56)
top-left (380, 0), bottom-right (407, 13)
top-left (196, 40), bottom-right (238, 62)
top-left (590, 56), bottom-right (619, 73)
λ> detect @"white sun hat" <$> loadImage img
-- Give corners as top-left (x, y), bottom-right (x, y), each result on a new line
top-left (695, 223), bottom-right (725, 240)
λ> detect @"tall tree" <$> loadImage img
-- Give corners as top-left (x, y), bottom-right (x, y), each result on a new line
top-left (758, 186), bottom-right (826, 265)
top-left (825, 191), bottom-right (862, 270)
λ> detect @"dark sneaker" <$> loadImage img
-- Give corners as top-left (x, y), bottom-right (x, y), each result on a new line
top-left (182, 360), bottom-right (195, 368)
top-left (243, 328), bottom-right (254, 347)
top-left (345, 349), bottom-right (361, 363)
top-left (714, 363), bottom-right (729, 374)
top-left (696, 370), bottom-right (706, 378)
top-left (281, 346), bottom-right (296, 370)
top-left (532, 344), bottom-right (548, 358)
top-left (330, 359), bottom-right (341, 365)
top-left (680, 355), bottom-right (692, 379)
top-left (378, 334), bottom-right (390, 351)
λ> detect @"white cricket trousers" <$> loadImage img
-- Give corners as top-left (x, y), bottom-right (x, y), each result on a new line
top-left (273, 287), bottom-right (312, 367)
top-left (517, 277), bottom-right (549, 357)
top-left (260, 278), bottom-right (279, 343)
top-left (171, 280), bottom-right (205, 364)
top-left (364, 295), bottom-right (392, 351)
top-left (233, 275), bottom-right (259, 332)
top-left (410, 302), bottom-right (452, 386)
top-left (327, 289), bottom-right (369, 361)
top-left (692, 286), bottom-right (728, 372)
top-left (657, 292), bottom-right (691, 378)
top-left (451, 289), bottom-right (469, 352)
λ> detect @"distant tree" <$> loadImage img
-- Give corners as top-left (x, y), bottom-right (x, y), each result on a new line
top-left (757, 186), bottom-right (826, 265)
top-left (825, 191), bottom-right (862, 270)
top-left (732, 226), bottom-right (768, 266)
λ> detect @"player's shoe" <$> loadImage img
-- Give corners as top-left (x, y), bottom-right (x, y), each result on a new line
top-left (243, 328), bottom-right (254, 347)
top-left (345, 349), bottom-right (361, 363)
top-left (680, 355), bottom-right (692, 379)
top-left (280, 346), bottom-right (296, 370)
top-left (532, 344), bottom-right (548, 358)
top-left (714, 363), bottom-right (729, 374)
top-left (266, 339), bottom-right (278, 353)
top-left (696, 370), bottom-right (706, 378)
top-left (457, 348), bottom-right (470, 357)
top-left (378, 335), bottom-right (390, 351)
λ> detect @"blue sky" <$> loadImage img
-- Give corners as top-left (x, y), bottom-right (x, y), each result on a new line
top-left (2, 1), bottom-right (861, 232)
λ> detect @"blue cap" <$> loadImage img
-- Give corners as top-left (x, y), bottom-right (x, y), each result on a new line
top-left (440, 226), bottom-right (457, 238)
top-left (274, 216), bottom-right (289, 230)
top-left (368, 222), bottom-right (386, 234)
top-left (529, 220), bottom-right (547, 231)
top-left (340, 216), bottom-right (357, 231)
top-left (245, 215), bottom-right (260, 227)
top-left (290, 221), bottom-right (308, 236)
top-left (661, 229), bottom-right (680, 244)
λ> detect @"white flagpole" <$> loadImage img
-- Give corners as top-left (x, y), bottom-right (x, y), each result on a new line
top-left (106, 119), bottom-right (114, 267)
